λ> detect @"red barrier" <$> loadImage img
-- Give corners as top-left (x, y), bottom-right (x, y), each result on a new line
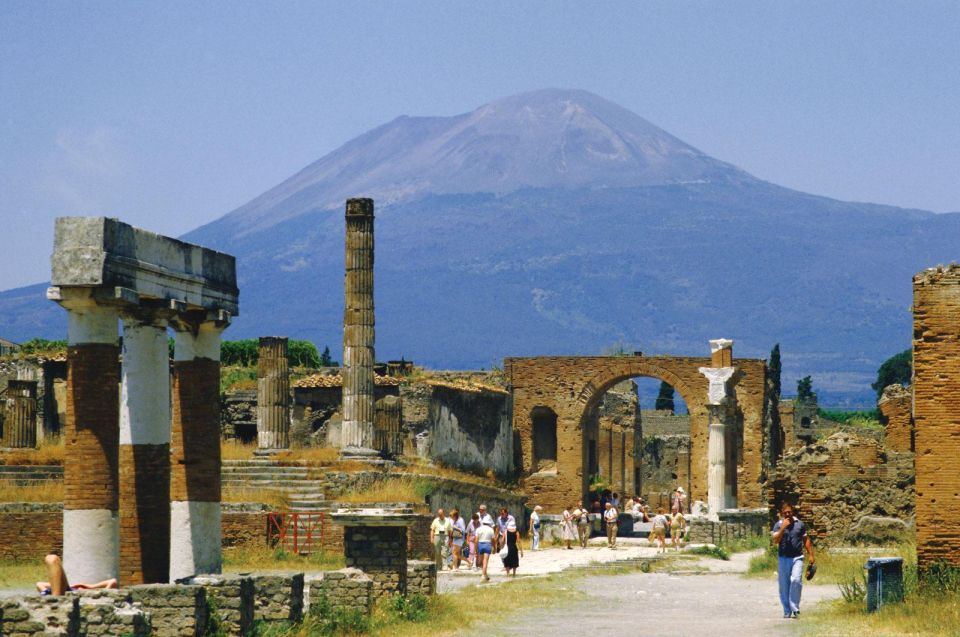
top-left (267, 512), bottom-right (326, 554)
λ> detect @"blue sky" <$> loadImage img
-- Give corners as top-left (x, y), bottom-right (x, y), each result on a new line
top-left (1, 1), bottom-right (958, 289)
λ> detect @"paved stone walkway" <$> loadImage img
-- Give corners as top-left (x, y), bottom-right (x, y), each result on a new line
top-left (444, 547), bottom-right (841, 636)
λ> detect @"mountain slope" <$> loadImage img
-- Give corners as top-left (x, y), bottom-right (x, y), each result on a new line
top-left (2, 89), bottom-right (956, 407)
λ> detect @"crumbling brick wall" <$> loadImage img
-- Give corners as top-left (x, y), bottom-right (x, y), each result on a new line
top-left (878, 384), bottom-right (913, 453)
top-left (913, 264), bottom-right (960, 569)
top-left (768, 432), bottom-right (914, 544)
top-left (505, 355), bottom-right (766, 513)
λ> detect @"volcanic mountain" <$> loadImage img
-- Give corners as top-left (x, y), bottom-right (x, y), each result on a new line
top-left (3, 89), bottom-right (958, 406)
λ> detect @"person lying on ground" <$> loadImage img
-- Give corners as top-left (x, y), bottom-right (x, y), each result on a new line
top-left (36, 553), bottom-right (118, 596)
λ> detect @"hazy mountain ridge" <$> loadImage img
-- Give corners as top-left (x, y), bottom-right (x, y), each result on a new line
top-left (3, 89), bottom-right (957, 407)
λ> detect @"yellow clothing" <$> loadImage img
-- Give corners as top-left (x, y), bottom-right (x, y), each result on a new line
top-left (431, 517), bottom-right (452, 535)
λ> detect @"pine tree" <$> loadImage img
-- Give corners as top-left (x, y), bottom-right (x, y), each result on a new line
top-left (655, 381), bottom-right (675, 412)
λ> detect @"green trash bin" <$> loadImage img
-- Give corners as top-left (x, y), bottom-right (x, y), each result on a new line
top-left (865, 557), bottom-right (904, 613)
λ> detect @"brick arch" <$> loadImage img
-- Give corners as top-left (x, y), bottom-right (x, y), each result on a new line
top-left (505, 355), bottom-right (767, 513)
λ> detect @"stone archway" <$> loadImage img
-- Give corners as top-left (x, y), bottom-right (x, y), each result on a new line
top-left (505, 346), bottom-right (767, 513)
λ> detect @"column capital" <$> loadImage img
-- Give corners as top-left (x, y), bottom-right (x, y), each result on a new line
top-left (172, 321), bottom-right (224, 361)
top-left (698, 366), bottom-right (736, 406)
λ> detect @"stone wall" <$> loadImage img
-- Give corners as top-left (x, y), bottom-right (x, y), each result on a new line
top-left (405, 560), bottom-right (436, 596)
top-left (221, 390), bottom-right (256, 442)
top-left (587, 380), bottom-right (638, 498)
top-left (506, 355), bottom-right (767, 513)
top-left (913, 264), bottom-right (960, 569)
top-left (0, 504), bottom-right (62, 559)
top-left (640, 410), bottom-right (690, 436)
top-left (426, 384), bottom-right (513, 479)
top-left (343, 526), bottom-right (408, 599)
top-left (878, 384), bottom-right (913, 454)
top-left (0, 591), bottom-right (151, 637)
top-left (768, 432), bottom-right (914, 544)
top-left (128, 585), bottom-right (208, 637)
top-left (306, 569), bottom-right (372, 616)
top-left (686, 509), bottom-right (768, 544)
top-left (637, 435), bottom-right (691, 511)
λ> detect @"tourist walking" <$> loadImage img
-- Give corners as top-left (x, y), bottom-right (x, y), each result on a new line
top-left (561, 505), bottom-right (576, 549)
top-left (671, 509), bottom-right (686, 550)
top-left (430, 508), bottom-right (452, 570)
top-left (449, 508), bottom-right (466, 570)
top-left (465, 513), bottom-right (480, 568)
top-left (502, 522), bottom-right (524, 576)
top-left (475, 520), bottom-right (496, 581)
top-left (651, 507), bottom-right (668, 553)
top-left (603, 501), bottom-right (619, 548)
top-left (477, 504), bottom-right (495, 528)
top-left (772, 502), bottom-right (815, 619)
top-left (672, 486), bottom-right (686, 513)
top-left (574, 500), bottom-right (591, 548)
top-left (496, 507), bottom-right (516, 551)
top-left (529, 505), bottom-right (542, 550)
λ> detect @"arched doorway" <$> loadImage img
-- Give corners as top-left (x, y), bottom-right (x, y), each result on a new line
top-left (505, 350), bottom-right (767, 513)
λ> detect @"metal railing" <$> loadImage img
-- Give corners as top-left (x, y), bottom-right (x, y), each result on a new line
top-left (267, 512), bottom-right (327, 555)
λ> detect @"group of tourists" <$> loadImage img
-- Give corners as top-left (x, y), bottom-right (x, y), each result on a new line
top-left (429, 504), bottom-right (524, 581)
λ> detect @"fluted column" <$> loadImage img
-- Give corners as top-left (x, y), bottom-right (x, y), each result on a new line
top-left (342, 198), bottom-right (377, 456)
top-left (118, 313), bottom-right (171, 585)
top-left (170, 321), bottom-right (224, 581)
top-left (2, 380), bottom-right (38, 448)
top-left (699, 338), bottom-right (736, 519)
top-left (256, 336), bottom-right (290, 450)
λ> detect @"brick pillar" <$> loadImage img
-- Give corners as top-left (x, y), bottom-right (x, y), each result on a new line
top-left (170, 322), bottom-right (223, 581)
top-left (62, 302), bottom-right (120, 584)
top-left (878, 384), bottom-right (914, 453)
top-left (341, 198), bottom-right (377, 455)
top-left (119, 315), bottom-right (171, 585)
top-left (913, 265), bottom-right (960, 570)
top-left (2, 379), bottom-right (38, 448)
top-left (256, 336), bottom-right (290, 450)
top-left (344, 526), bottom-right (408, 598)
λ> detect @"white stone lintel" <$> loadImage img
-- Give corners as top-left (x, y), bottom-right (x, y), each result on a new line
top-left (698, 366), bottom-right (736, 405)
top-left (709, 338), bottom-right (734, 353)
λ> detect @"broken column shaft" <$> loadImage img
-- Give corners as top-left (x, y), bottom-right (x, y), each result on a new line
top-left (256, 336), bottom-right (290, 450)
top-left (341, 198), bottom-right (377, 455)
top-left (2, 379), bottom-right (38, 448)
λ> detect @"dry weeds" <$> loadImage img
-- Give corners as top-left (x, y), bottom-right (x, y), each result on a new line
top-left (0, 438), bottom-right (65, 466)
top-left (0, 480), bottom-right (63, 503)
top-left (221, 486), bottom-right (289, 509)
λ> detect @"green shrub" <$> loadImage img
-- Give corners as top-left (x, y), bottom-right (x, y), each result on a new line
top-left (839, 570), bottom-right (867, 603)
top-left (689, 545), bottom-right (730, 560)
top-left (386, 593), bottom-right (429, 623)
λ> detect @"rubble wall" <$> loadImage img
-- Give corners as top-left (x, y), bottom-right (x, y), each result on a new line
top-left (878, 384), bottom-right (913, 454)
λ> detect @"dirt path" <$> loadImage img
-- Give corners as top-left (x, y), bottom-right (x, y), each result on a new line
top-left (454, 550), bottom-right (841, 637)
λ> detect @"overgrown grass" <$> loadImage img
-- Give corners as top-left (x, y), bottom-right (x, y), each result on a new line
top-left (222, 543), bottom-right (344, 573)
top-left (805, 560), bottom-right (960, 636)
top-left (221, 485), bottom-right (289, 509)
top-left (0, 480), bottom-right (64, 502)
top-left (818, 408), bottom-right (882, 429)
top-left (0, 557), bottom-right (41, 589)
top-left (221, 365), bottom-right (257, 393)
top-left (221, 439), bottom-right (257, 461)
top-left (0, 437), bottom-right (65, 465)
top-left (336, 477), bottom-right (434, 505)
top-left (274, 446), bottom-right (340, 466)
top-left (689, 545), bottom-right (731, 560)
top-left (747, 544), bottom-right (916, 583)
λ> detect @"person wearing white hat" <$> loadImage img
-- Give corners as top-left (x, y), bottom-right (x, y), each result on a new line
top-left (529, 505), bottom-right (543, 551)
top-left (502, 521), bottom-right (523, 576)
top-left (672, 486), bottom-right (686, 513)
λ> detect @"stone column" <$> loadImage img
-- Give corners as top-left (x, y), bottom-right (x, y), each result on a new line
top-left (170, 322), bottom-right (224, 581)
top-left (256, 336), bottom-right (290, 450)
top-left (699, 339), bottom-right (736, 518)
top-left (341, 198), bottom-right (377, 456)
top-left (2, 379), bottom-right (38, 448)
top-left (118, 314), bottom-right (171, 585)
top-left (332, 509), bottom-right (416, 600)
top-left (60, 298), bottom-right (120, 584)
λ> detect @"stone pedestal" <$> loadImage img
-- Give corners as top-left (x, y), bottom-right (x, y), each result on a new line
top-left (332, 508), bottom-right (416, 599)
top-left (256, 336), bottom-right (290, 450)
top-left (341, 198), bottom-right (377, 456)
top-left (2, 379), bottom-right (38, 448)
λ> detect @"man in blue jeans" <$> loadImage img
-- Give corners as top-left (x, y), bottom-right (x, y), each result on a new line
top-left (771, 502), bottom-right (816, 619)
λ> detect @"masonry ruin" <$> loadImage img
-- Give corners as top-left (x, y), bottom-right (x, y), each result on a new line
top-left (47, 216), bottom-right (238, 586)
top-left (506, 340), bottom-right (767, 514)
top-left (913, 264), bottom-right (960, 570)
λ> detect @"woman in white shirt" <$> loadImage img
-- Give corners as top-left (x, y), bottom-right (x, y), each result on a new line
top-left (475, 522), bottom-right (496, 581)
top-left (529, 505), bottom-right (543, 550)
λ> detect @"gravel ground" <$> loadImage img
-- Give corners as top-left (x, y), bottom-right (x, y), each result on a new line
top-left (449, 549), bottom-right (841, 636)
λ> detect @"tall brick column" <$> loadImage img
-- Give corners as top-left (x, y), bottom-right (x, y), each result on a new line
top-left (118, 314), bottom-right (171, 585)
top-left (256, 336), bottom-right (290, 450)
top-left (170, 322), bottom-right (224, 581)
top-left (2, 379), bottom-right (38, 448)
top-left (60, 299), bottom-right (120, 584)
top-left (913, 265), bottom-right (960, 570)
top-left (341, 198), bottom-right (377, 456)
top-left (699, 339), bottom-right (736, 517)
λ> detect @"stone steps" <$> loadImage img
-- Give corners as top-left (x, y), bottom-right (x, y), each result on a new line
top-left (221, 459), bottom-right (327, 512)
top-left (0, 464), bottom-right (63, 483)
